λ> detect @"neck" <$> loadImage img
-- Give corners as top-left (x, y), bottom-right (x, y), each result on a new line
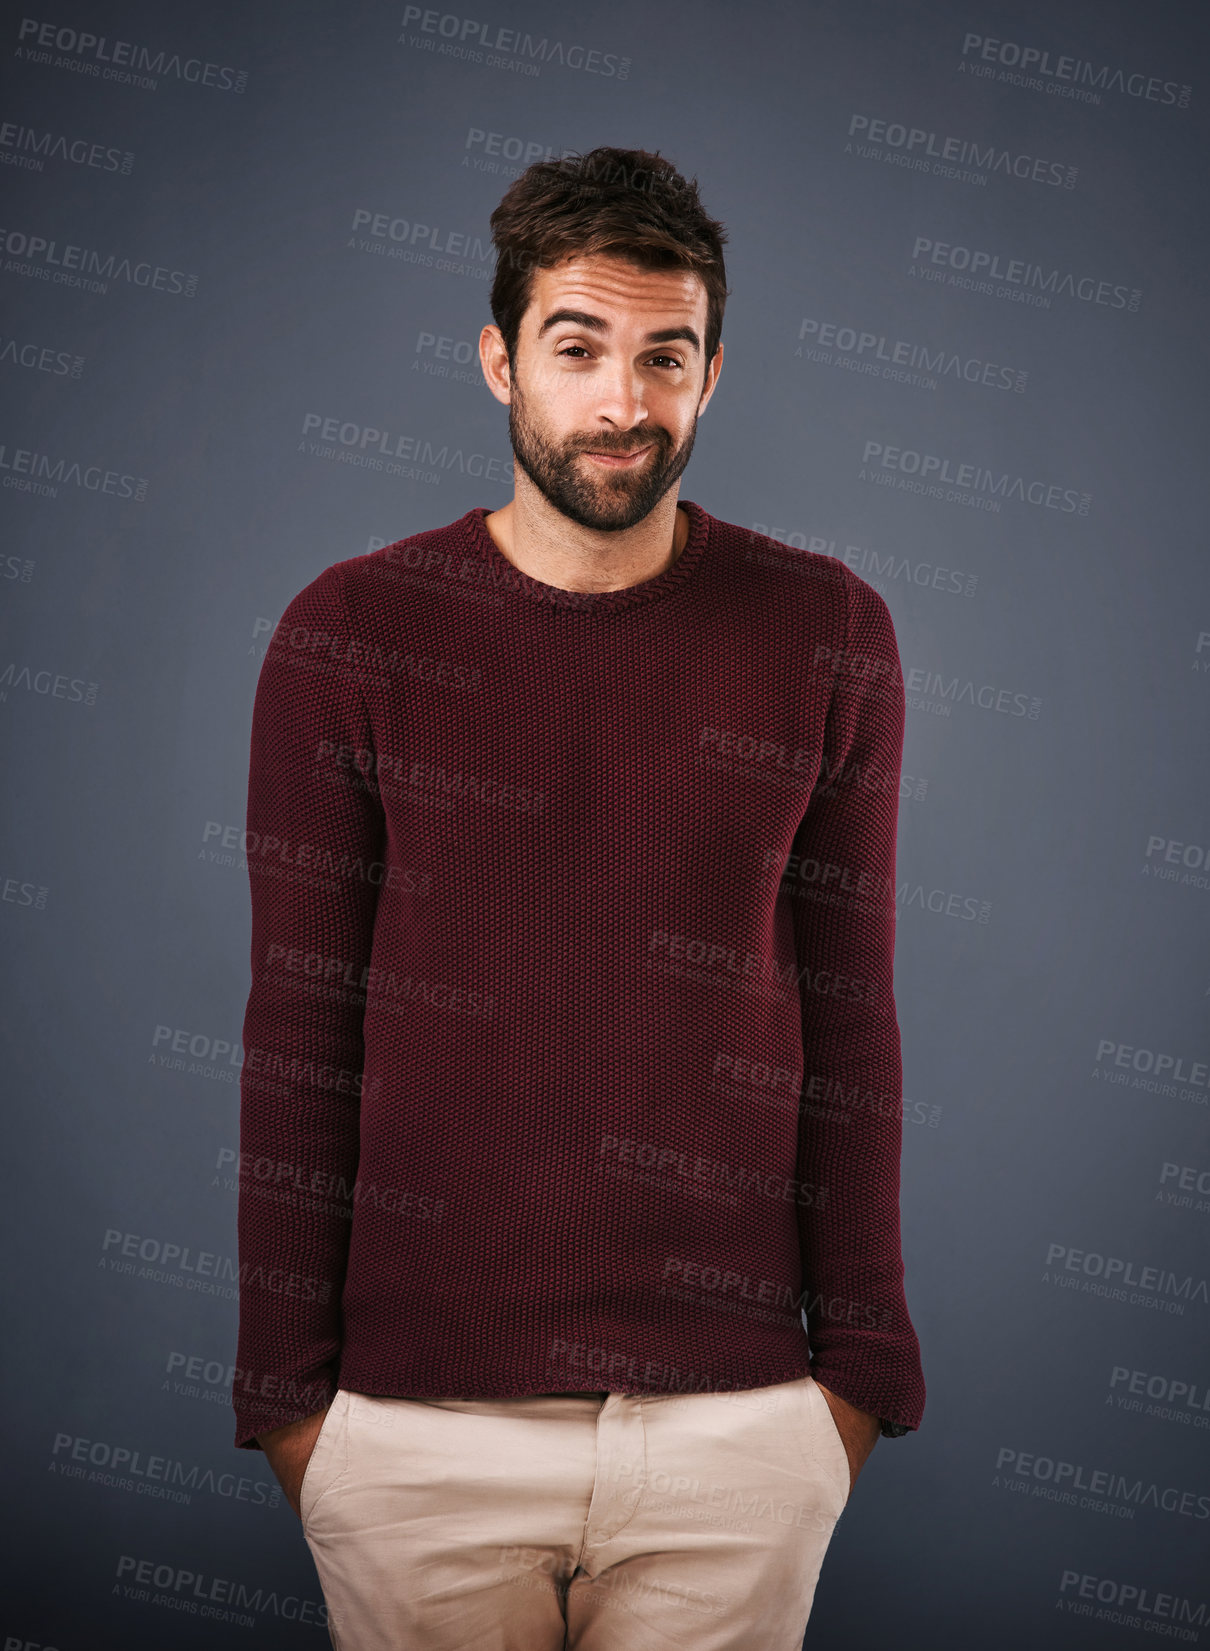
top-left (484, 486), bottom-right (688, 594)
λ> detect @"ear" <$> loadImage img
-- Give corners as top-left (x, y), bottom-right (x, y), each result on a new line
top-left (479, 324), bottom-right (513, 408)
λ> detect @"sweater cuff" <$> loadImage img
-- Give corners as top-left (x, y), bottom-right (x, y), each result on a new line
top-left (233, 1369), bottom-right (338, 1451)
top-left (808, 1358), bottom-right (924, 1434)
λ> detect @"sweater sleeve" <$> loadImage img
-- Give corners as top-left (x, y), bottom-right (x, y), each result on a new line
top-left (233, 562), bottom-right (385, 1450)
top-left (790, 569), bottom-right (925, 1432)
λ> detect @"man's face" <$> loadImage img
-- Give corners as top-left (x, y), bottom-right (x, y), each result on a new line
top-left (502, 253), bottom-right (722, 532)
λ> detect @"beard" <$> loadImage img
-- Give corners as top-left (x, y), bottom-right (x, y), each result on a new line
top-left (507, 368), bottom-right (698, 533)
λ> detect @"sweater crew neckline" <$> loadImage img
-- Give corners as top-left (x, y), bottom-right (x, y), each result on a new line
top-left (464, 499), bottom-right (710, 614)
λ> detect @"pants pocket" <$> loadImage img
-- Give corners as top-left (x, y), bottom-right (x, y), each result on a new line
top-left (299, 1389), bottom-right (351, 1532)
top-left (799, 1376), bottom-right (852, 1512)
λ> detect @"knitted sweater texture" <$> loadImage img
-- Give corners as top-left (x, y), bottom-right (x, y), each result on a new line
top-left (233, 499), bottom-right (925, 1450)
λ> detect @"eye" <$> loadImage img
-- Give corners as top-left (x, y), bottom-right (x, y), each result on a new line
top-left (555, 346), bottom-right (683, 370)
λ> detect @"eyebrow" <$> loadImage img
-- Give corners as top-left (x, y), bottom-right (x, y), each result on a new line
top-left (536, 308), bottom-right (701, 355)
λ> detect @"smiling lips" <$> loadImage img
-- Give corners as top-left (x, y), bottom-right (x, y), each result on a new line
top-left (585, 444), bottom-right (651, 466)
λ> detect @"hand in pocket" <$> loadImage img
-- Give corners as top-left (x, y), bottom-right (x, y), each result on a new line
top-left (812, 1382), bottom-right (880, 1500)
top-left (257, 1404), bottom-right (332, 1519)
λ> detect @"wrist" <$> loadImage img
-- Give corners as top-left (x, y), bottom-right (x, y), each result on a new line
top-left (257, 1405), bottom-right (328, 1450)
top-left (811, 1374), bottom-right (911, 1438)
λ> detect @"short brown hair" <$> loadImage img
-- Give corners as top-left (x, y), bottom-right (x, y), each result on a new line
top-left (488, 145), bottom-right (731, 378)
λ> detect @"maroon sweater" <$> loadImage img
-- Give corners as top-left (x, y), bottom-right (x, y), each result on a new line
top-left (233, 499), bottom-right (925, 1449)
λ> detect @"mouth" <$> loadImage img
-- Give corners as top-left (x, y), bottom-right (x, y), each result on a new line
top-left (584, 444), bottom-right (652, 468)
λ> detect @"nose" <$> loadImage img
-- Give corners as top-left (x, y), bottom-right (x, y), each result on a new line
top-left (585, 363), bottom-right (650, 437)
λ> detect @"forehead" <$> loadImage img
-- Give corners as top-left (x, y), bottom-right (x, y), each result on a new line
top-left (527, 253), bottom-right (707, 330)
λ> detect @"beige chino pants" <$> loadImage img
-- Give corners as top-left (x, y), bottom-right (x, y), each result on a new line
top-left (299, 1373), bottom-right (851, 1650)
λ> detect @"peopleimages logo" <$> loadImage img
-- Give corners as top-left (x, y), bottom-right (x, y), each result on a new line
top-left (396, 7), bottom-right (631, 81)
top-left (1057, 1571), bottom-right (1209, 1634)
top-left (0, 225), bottom-right (197, 296)
top-left (797, 315), bottom-right (1026, 395)
top-left (348, 206), bottom-right (493, 270)
top-left (749, 523), bottom-right (978, 604)
top-left (994, 1445), bottom-right (1210, 1520)
top-left (1044, 1241), bottom-right (1209, 1314)
top-left (1110, 1365), bottom-right (1210, 1426)
top-left (50, 1433), bottom-right (278, 1508)
top-left (113, 1553), bottom-right (327, 1629)
top-left (463, 125), bottom-right (578, 174)
top-left (0, 437), bottom-right (148, 500)
top-left (847, 113), bottom-right (1077, 189)
top-left (300, 411), bottom-right (513, 486)
top-left (1142, 834), bottom-right (1210, 892)
top-left (14, 17), bottom-right (249, 93)
top-left (0, 120), bottom-right (133, 174)
top-left (2, 872), bottom-right (48, 908)
top-left (959, 32), bottom-right (1191, 110)
top-left (861, 438), bottom-right (1091, 515)
top-left (910, 235), bottom-right (1141, 312)
top-left (904, 665), bottom-right (1040, 723)
top-left (0, 661), bottom-right (98, 705)
top-left (99, 1226), bottom-right (334, 1304)
top-left (1093, 1037), bottom-right (1208, 1104)
top-left (0, 332), bottom-right (82, 376)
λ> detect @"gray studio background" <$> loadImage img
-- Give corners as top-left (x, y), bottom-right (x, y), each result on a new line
top-left (2, 0), bottom-right (1208, 1645)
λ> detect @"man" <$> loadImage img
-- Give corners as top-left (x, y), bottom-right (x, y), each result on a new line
top-left (235, 146), bottom-right (924, 1650)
